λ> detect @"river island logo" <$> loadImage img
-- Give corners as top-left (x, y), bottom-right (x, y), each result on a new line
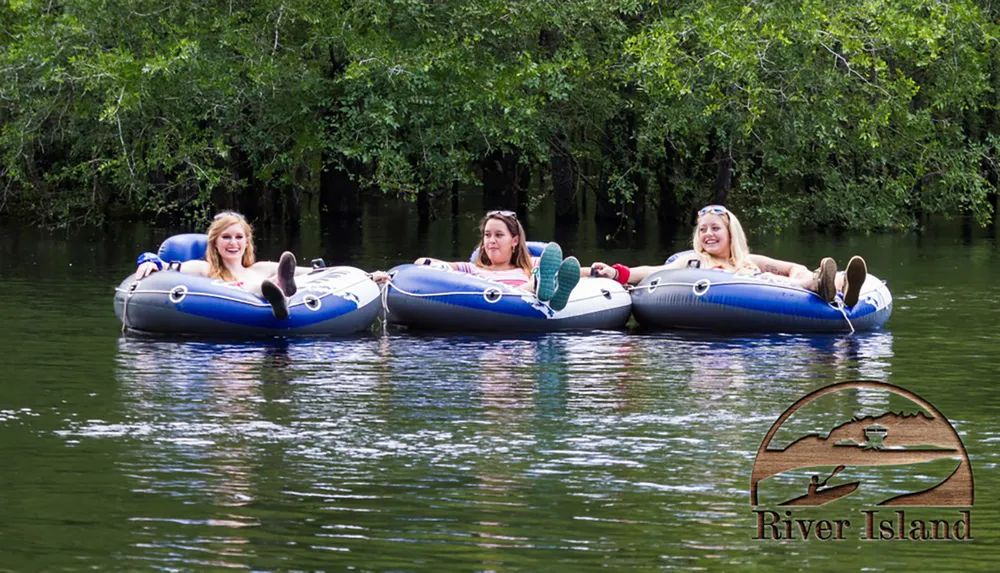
top-left (750, 381), bottom-right (974, 541)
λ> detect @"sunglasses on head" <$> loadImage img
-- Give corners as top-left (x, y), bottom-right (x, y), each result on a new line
top-left (487, 210), bottom-right (517, 219)
top-left (698, 205), bottom-right (729, 216)
top-left (214, 211), bottom-right (247, 221)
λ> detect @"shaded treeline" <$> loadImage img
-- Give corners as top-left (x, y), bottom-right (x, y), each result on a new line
top-left (1, 0), bottom-right (998, 231)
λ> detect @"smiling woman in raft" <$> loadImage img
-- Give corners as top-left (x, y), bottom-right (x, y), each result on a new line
top-left (134, 211), bottom-right (388, 319)
top-left (413, 210), bottom-right (591, 311)
top-left (589, 205), bottom-right (870, 307)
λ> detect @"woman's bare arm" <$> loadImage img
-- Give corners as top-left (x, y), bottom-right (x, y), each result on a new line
top-left (136, 258), bottom-right (210, 279)
top-left (252, 261), bottom-right (313, 276)
top-left (413, 257), bottom-right (459, 269)
top-left (587, 254), bottom-right (696, 285)
top-left (750, 254), bottom-right (812, 280)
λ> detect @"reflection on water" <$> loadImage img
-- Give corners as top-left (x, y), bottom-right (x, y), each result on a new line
top-left (3, 219), bottom-right (999, 570)
top-left (45, 329), bottom-right (971, 570)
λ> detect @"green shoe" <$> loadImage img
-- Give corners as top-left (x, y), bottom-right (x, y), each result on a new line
top-left (549, 256), bottom-right (581, 311)
top-left (536, 242), bottom-right (563, 302)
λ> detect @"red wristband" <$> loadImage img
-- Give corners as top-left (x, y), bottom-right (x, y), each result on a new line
top-left (611, 264), bottom-right (631, 285)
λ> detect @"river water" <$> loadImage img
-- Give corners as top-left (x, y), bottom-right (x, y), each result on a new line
top-left (1, 204), bottom-right (998, 570)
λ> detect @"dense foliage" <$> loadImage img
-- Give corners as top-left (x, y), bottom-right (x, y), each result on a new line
top-left (1, 0), bottom-right (997, 229)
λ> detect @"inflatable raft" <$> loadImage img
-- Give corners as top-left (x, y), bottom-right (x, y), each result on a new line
top-left (113, 234), bottom-right (381, 336)
top-left (384, 264), bottom-right (632, 332)
top-left (630, 265), bottom-right (892, 333)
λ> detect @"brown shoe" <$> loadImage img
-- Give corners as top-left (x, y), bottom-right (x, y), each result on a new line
top-left (842, 256), bottom-right (867, 307)
top-left (276, 251), bottom-right (297, 297)
top-left (812, 258), bottom-right (837, 303)
top-left (262, 279), bottom-right (289, 319)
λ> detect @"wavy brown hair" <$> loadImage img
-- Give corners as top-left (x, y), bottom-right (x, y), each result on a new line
top-left (476, 212), bottom-right (533, 275)
top-left (206, 213), bottom-right (256, 282)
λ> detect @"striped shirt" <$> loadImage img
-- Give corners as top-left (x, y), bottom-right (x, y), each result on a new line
top-left (454, 260), bottom-right (536, 287)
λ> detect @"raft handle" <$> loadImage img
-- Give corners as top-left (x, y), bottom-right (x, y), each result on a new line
top-left (483, 288), bottom-right (502, 304)
top-left (693, 279), bottom-right (711, 296)
top-left (601, 289), bottom-right (612, 300)
top-left (303, 294), bottom-right (322, 311)
top-left (647, 278), bottom-right (661, 294)
top-left (168, 285), bottom-right (188, 304)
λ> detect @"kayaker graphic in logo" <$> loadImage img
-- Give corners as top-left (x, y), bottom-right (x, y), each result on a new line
top-left (750, 381), bottom-right (974, 540)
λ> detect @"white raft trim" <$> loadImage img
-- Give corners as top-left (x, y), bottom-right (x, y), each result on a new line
top-left (117, 267), bottom-right (379, 333)
top-left (381, 270), bottom-right (630, 320)
top-left (117, 268), bottom-right (375, 307)
top-left (629, 268), bottom-right (891, 334)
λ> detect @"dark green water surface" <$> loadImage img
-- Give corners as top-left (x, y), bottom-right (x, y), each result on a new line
top-left (1, 208), bottom-right (998, 571)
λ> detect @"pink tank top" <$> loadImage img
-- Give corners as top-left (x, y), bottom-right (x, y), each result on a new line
top-left (454, 261), bottom-right (535, 287)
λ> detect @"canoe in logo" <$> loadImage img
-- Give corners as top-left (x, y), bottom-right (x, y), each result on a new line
top-left (750, 381), bottom-right (973, 508)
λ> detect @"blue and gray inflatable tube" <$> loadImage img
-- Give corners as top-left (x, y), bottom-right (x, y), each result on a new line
top-left (384, 264), bottom-right (632, 332)
top-left (113, 234), bottom-right (381, 336)
top-left (631, 253), bottom-right (892, 333)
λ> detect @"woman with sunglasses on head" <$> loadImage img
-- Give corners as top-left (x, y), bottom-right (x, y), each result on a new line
top-left (590, 205), bottom-right (868, 307)
top-left (135, 212), bottom-right (390, 319)
top-left (413, 210), bottom-right (588, 311)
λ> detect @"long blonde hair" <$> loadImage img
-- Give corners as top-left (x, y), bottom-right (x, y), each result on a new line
top-left (205, 212), bottom-right (256, 282)
top-left (476, 212), bottom-right (533, 275)
top-left (692, 206), bottom-right (756, 273)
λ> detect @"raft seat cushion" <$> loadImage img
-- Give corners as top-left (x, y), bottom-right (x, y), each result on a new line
top-left (158, 233), bottom-right (209, 263)
top-left (665, 250), bottom-right (696, 265)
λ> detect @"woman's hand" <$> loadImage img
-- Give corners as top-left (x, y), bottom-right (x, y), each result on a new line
top-left (589, 262), bottom-right (618, 279)
top-left (135, 252), bottom-right (165, 279)
top-left (413, 257), bottom-right (452, 270)
top-left (136, 261), bottom-right (160, 279)
top-left (371, 271), bottom-right (390, 284)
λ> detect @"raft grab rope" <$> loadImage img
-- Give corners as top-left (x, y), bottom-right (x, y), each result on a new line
top-left (378, 276), bottom-right (630, 314)
top-left (116, 272), bottom-right (374, 332)
top-left (622, 277), bottom-right (858, 333)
